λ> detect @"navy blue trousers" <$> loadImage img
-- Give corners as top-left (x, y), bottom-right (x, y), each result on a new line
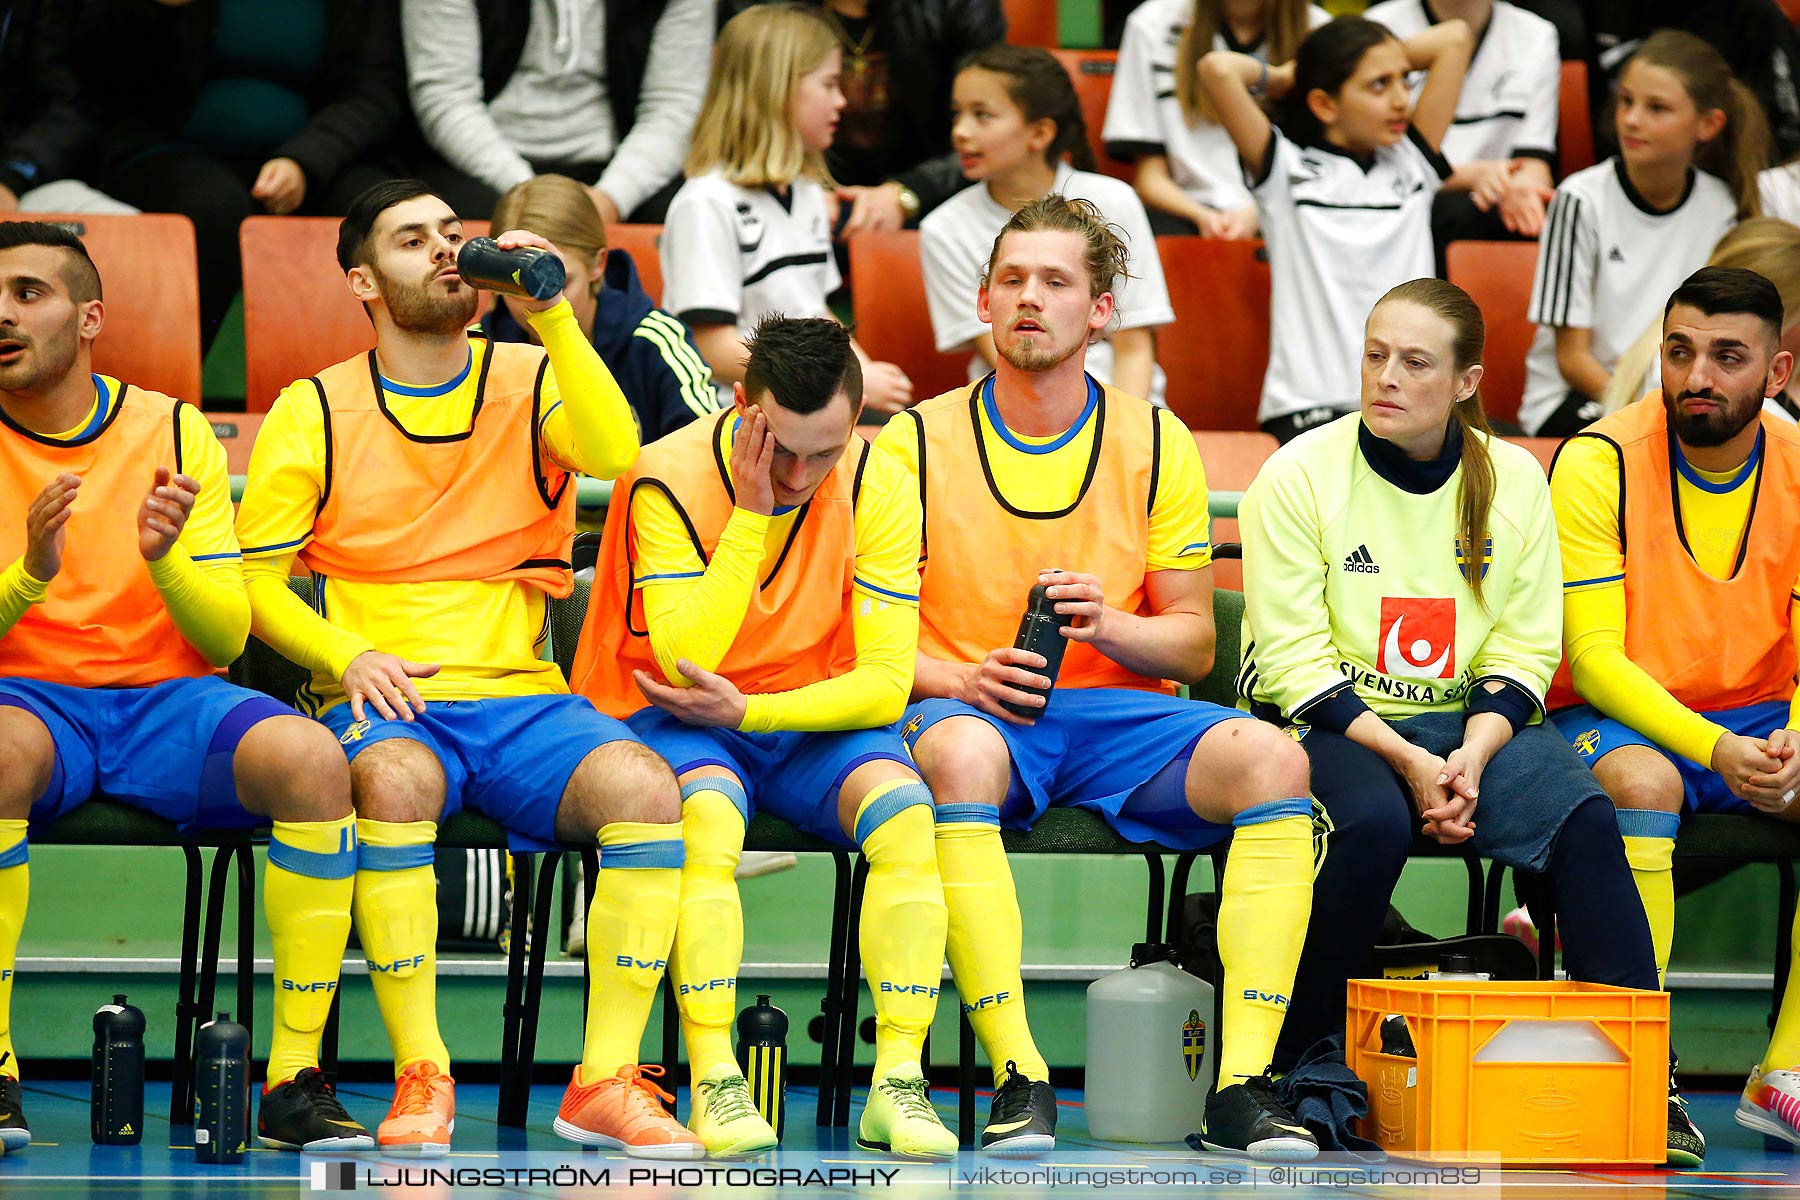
top-left (1271, 718), bottom-right (1657, 1071)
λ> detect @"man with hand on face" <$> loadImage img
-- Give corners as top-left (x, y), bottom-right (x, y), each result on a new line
top-left (1548, 265), bottom-right (1800, 1146)
top-left (574, 315), bottom-right (955, 1160)
top-left (0, 220), bottom-right (364, 1154)
top-left (236, 180), bottom-right (700, 1158)
top-left (874, 194), bottom-right (1321, 1160)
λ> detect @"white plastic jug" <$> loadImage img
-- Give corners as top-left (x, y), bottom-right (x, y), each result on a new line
top-left (1085, 943), bottom-right (1215, 1142)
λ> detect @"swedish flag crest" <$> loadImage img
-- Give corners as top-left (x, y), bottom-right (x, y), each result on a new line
top-left (1455, 535), bottom-right (1494, 583)
top-left (1182, 1009), bottom-right (1206, 1081)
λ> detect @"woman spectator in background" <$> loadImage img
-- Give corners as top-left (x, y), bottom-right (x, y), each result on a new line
top-left (724, 0), bottom-right (1006, 230)
top-left (90, 0), bottom-right (413, 344)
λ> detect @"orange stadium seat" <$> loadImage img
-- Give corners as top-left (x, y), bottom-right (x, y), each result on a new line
top-left (1504, 436), bottom-right (1562, 474)
top-left (24, 213), bottom-right (202, 405)
top-left (1004, 0), bottom-right (1058, 47)
top-left (1446, 240), bottom-right (1539, 426)
top-left (605, 224), bottom-right (664, 305)
top-left (208, 410), bottom-right (268, 475)
top-left (847, 229), bottom-right (970, 401)
top-left (1052, 50), bottom-right (1132, 181)
top-left (240, 215), bottom-right (489, 412)
top-left (1193, 430), bottom-right (1277, 590)
top-left (1559, 61), bottom-right (1594, 178)
top-left (1155, 236), bottom-right (1270, 432)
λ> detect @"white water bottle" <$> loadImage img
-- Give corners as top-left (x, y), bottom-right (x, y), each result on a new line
top-left (1085, 943), bottom-right (1215, 1142)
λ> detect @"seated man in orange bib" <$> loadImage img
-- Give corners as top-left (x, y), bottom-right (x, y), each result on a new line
top-left (1548, 266), bottom-right (1800, 1151)
top-left (235, 181), bottom-right (699, 1159)
top-left (875, 195), bottom-right (1320, 1160)
top-left (0, 220), bottom-right (364, 1154)
top-left (575, 316), bottom-right (955, 1160)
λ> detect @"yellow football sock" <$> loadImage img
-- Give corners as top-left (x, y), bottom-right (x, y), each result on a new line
top-left (1618, 811), bottom-right (1680, 986)
top-left (0, 820), bottom-right (26, 1079)
top-left (264, 815), bottom-right (357, 1086)
top-left (1216, 800), bottom-right (1313, 1087)
top-left (1764, 903), bottom-right (1800, 1072)
top-left (669, 780), bottom-right (746, 1078)
top-left (579, 820), bottom-right (683, 1085)
top-left (855, 784), bottom-right (948, 1078)
top-left (935, 804), bottom-right (1046, 1086)
top-left (352, 818), bottom-right (449, 1077)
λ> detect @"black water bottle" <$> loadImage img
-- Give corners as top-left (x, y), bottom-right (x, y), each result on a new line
top-left (91, 994), bottom-right (145, 1145)
top-left (194, 1012), bottom-right (250, 1163)
top-left (736, 995), bottom-right (788, 1140)
top-left (1000, 583), bottom-right (1070, 719)
top-left (456, 236), bottom-right (566, 300)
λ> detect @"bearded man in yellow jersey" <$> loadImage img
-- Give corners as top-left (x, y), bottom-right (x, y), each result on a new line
top-left (1549, 266), bottom-right (1800, 1148)
top-left (575, 316), bottom-right (955, 1159)
top-left (873, 196), bottom-right (1320, 1161)
top-left (0, 221), bottom-right (366, 1154)
top-left (235, 181), bottom-right (699, 1159)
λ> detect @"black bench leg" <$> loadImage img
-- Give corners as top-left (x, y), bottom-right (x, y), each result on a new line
top-left (1776, 861), bottom-right (1797, 1033)
top-left (1168, 853), bottom-right (1199, 946)
top-left (171, 844), bottom-right (205, 1126)
top-left (958, 1009), bottom-right (977, 1148)
top-left (581, 848), bottom-right (599, 1032)
top-left (511, 851), bottom-right (560, 1125)
top-left (661, 974), bottom-right (680, 1115)
top-left (1461, 848), bottom-right (1484, 937)
top-left (321, 989), bottom-right (341, 1084)
top-left (1484, 861), bottom-right (1507, 933)
top-left (1143, 854), bottom-right (1167, 943)
top-left (195, 846), bottom-right (235, 1036)
top-left (498, 850), bottom-right (534, 1128)
top-left (834, 856), bottom-right (870, 1129)
top-left (817, 850), bottom-right (851, 1126)
top-left (236, 842), bottom-right (255, 1039)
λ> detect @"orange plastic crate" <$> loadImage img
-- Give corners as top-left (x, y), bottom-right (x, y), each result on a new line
top-left (1346, 979), bottom-right (1669, 1165)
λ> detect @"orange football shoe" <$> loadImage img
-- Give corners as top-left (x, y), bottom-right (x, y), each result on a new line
top-left (377, 1062), bottom-right (455, 1157)
top-left (554, 1064), bottom-right (703, 1159)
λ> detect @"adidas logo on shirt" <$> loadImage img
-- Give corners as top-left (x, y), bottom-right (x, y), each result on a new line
top-left (1607, 245), bottom-right (1625, 263)
top-left (1343, 545), bottom-right (1380, 574)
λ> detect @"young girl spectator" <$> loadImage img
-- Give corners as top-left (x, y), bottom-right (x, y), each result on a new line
top-left (660, 4), bottom-right (912, 411)
top-left (1519, 31), bottom-right (1765, 436)
top-left (1238, 277), bottom-right (1697, 1165)
top-left (1201, 16), bottom-right (1472, 442)
top-left (1362, 0), bottom-right (1561, 252)
top-left (1599, 218), bottom-right (1800, 423)
top-left (1103, 0), bottom-right (1328, 239)
top-left (481, 174), bottom-right (720, 443)
top-left (922, 46), bottom-right (1173, 405)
